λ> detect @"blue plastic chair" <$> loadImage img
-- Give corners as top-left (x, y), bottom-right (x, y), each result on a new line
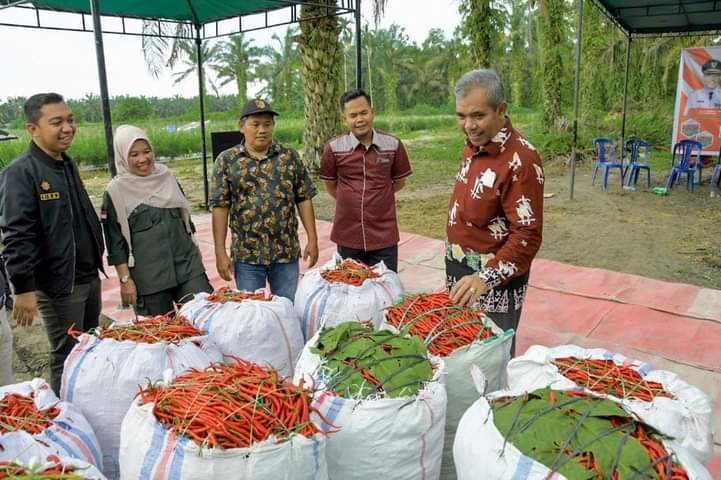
top-left (592, 138), bottom-right (624, 190)
top-left (712, 148), bottom-right (721, 189)
top-left (667, 140), bottom-right (703, 192)
top-left (624, 139), bottom-right (651, 188)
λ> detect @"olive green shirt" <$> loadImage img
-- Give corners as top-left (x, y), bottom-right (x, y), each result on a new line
top-left (209, 141), bottom-right (317, 265)
top-left (101, 192), bottom-right (205, 296)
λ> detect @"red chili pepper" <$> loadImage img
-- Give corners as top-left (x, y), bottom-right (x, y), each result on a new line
top-left (138, 360), bottom-right (330, 450)
top-left (384, 292), bottom-right (495, 356)
top-left (320, 259), bottom-right (380, 286)
top-left (553, 357), bottom-right (674, 402)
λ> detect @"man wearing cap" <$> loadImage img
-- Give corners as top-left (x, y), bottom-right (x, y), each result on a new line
top-left (210, 98), bottom-right (319, 301)
top-left (685, 58), bottom-right (721, 115)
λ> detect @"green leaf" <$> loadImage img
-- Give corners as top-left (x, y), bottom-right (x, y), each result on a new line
top-left (313, 323), bottom-right (433, 399)
top-left (491, 389), bottom-right (661, 479)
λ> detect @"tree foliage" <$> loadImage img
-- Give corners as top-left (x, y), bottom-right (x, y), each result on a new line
top-left (4, 0), bottom-right (720, 144)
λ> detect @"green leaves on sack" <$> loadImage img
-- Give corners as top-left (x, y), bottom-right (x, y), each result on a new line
top-left (492, 388), bottom-right (674, 480)
top-left (312, 322), bottom-right (433, 399)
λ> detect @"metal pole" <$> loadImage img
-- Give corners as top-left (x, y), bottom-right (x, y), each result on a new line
top-left (195, 25), bottom-right (209, 210)
top-left (89, 0), bottom-right (115, 177)
top-left (355, 0), bottom-right (362, 89)
top-left (620, 34), bottom-right (632, 162)
top-left (569, 0), bottom-right (584, 200)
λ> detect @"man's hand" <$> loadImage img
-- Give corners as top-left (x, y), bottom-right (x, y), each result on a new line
top-left (303, 241), bottom-right (319, 268)
top-left (12, 291), bottom-right (37, 327)
top-left (449, 274), bottom-right (488, 308)
top-left (216, 251), bottom-right (234, 282)
top-left (120, 279), bottom-right (138, 306)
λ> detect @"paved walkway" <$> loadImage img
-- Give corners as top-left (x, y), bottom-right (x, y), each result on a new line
top-left (101, 214), bottom-right (721, 475)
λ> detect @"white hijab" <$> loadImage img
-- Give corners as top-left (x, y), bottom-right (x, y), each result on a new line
top-left (105, 125), bottom-right (192, 268)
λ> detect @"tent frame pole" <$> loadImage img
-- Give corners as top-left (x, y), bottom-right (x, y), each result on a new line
top-left (569, 0), bottom-right (584, 199)
top-left (195, 24), bottom-right (209, 210)
top-left (355, 0), bottom-right (362, 89)
top-left (620, 33), bottom-right (632, 162)
top-left (89, 0), bottom-right (115, 177)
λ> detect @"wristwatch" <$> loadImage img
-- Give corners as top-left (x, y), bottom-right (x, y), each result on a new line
top-left (119, 274), bottom-right (131, 284)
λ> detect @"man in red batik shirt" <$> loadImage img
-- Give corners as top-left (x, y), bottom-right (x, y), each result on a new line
top-left (446, 69), bottom-right (544, 356)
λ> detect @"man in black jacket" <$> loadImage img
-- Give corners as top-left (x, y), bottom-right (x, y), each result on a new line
top-left (0, 93), bottom-right (104, 394)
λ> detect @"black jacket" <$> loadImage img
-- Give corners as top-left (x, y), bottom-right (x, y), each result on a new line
top-left (0, 142), bottom-right (104, 295)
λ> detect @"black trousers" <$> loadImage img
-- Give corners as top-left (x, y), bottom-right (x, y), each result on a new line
top-left (37, 277), bottom-right (101, 395)
top-left (337, 244), bottom-right (399, 273)
top-left (446, 259), bottom-right (528, 357)
top-left (135, 273), bottom-right (213, 316)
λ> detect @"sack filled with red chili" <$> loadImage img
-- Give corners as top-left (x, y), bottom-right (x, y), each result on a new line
top-left (0, 379), bottom-right (102, 470)
top-left (60, 315), bottom-right (222, 475)
top-left (0, 454), bottom-right (105, 479)
top-left (120, 360), bottom-right (329, 479)
top-left (90, 313), bottom-right (203, 344)
top-left (383, 291), bottom-right (498, 356)
top-left (453, 387), bottom-right (711, 480)
top-left (507, 345), bottom-right (714, 464)
top-left (294, 255), bottom-right (404, 341)
top-left (382, 291), bottom-right (514, 478)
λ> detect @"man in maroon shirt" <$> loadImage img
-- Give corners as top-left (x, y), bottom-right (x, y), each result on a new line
top-left (446, 69), bottom-right (544, 355)
top-left (320, 89), bottom-right (412, 272)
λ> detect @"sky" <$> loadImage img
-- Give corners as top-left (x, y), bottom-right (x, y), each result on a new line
top-left (0, 1), bottom-right (462, 102)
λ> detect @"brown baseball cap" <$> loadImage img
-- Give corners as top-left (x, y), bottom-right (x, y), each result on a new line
top-left (240, 98), bottom-right (279, 119)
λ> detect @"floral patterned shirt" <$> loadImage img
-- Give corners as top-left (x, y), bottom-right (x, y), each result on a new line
top-left (446, 118), bottom-right (544, 288)
top-left (210, 141), bottom-right (317, 265)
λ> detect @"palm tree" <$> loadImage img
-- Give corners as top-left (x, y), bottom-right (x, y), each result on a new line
top-left (256, 28), bottom-right (302, 110)
top-left (170, 40), bottom-right (222, 101)
top-left (141, 21), bottom-right (221, 117)
top-left (536, 0), bottom-right (565, 129)
top-left (298, 0), bottom-right (389, 169)
top-left (213, 34), bottom-right (264, 108)
top-left (370, 24), bottom-right (413, 113)
top-left (298, 1), bottom-right (342, 169)
top-left (337, 17), bottom-right (355, 93)
top-left (459, 0), bottom-right (507, 69)
top-left (507, 0), bottom-right (530, 106)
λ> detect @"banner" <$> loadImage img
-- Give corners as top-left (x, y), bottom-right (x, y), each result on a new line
top-left (673, 47), bottom-right (721, 156)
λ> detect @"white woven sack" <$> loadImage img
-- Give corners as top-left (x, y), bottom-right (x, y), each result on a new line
top-left (294, 255), bottom-right (404, 340)
top-left (381, 311), bottom-right (514, 479)
top-left (294, 333), bottom-right (447, 480)
top-left (453, 388), bottom-right (712, 480)
top-left (0, 452), bottom-right (106, 480)
top-left (506, 344), bottom-right (714, 463)
top-left (119, 397), bottom-right (328, 480)
top-left (60, 332), bottom-right (222, 477)
top-left (179, 290), bottom-right (304, 377)
top-left (0, 379), bottom-right (102, 468)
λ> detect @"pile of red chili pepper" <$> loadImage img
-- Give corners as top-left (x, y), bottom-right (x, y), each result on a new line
top-left (137, 360), bottom-right (325, 449)
top-left (94, 314), bottom-right (202, 344)
top-left (0, 458), bottom-right (78, 479)
top-left (320, 259), bottom-right (380, 286)
top-left (207, 287), bottom-right (270, 304)
top-left (384, 292), bottom-right (495, 356)
top-left (553, 357), bottom-right (674, 402)
top-left (0, 393), bottom-right (59, 435)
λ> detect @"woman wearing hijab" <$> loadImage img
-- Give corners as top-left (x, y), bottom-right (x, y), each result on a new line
top-left (102, 125), bottom-right (212, 315)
